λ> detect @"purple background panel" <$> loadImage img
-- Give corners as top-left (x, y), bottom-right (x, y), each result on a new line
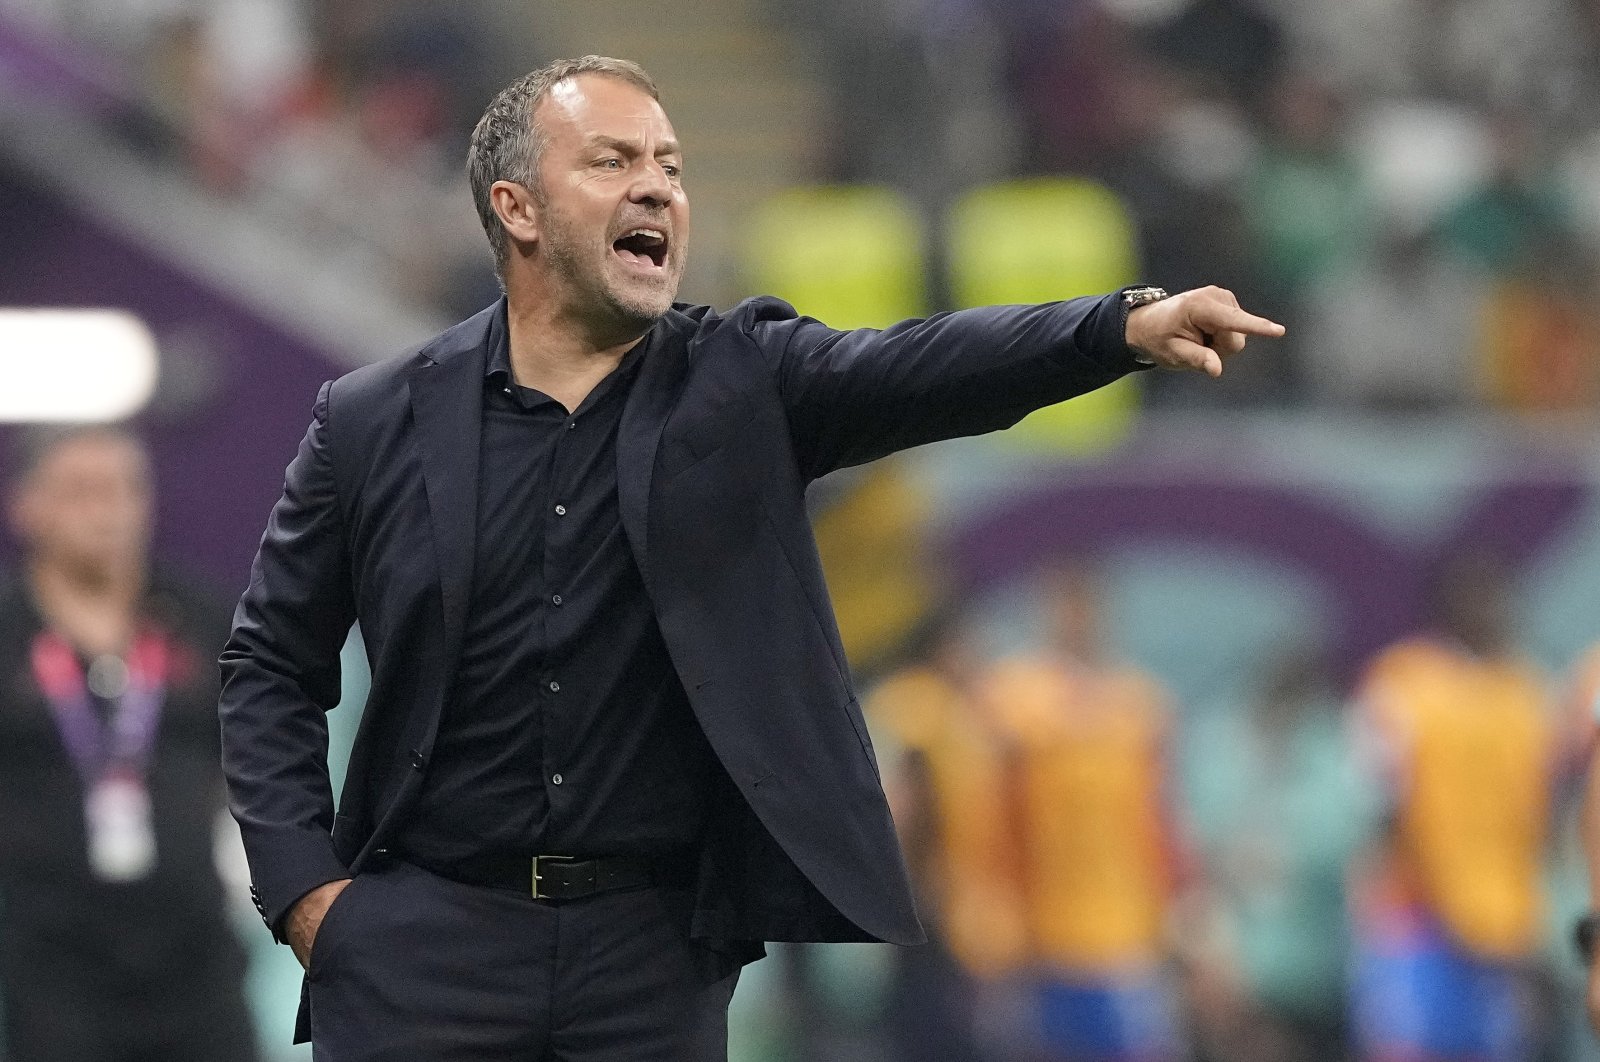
top-left (949, 477), bottom-right (1591, 679)
top-left (0, 160), bottom-right (353, 595)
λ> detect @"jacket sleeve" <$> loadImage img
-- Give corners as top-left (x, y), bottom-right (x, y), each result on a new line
top-left (743, 291), bottom-right (1144, 481)
top-left (218, 380), bottom-right (357, 941)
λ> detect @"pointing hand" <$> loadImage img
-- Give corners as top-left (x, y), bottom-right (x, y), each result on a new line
top-left (1125, 286), bottom-right (1286, 378)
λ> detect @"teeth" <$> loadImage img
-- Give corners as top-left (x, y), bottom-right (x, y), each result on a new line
top-left (622, 228), bottom-right (665, 242)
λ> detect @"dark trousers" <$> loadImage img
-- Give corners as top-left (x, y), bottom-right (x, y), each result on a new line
top-left (307, 859), bottom-right (739, 1062)
top-left (883, 934), bottom-right (985, 1062)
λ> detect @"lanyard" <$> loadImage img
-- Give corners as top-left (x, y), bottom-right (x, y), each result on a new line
top-left (30, 628), bottom-right (170, 786)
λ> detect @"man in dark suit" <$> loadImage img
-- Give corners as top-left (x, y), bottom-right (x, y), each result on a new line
top-left (219, 55), bottom-right (1283, 1061)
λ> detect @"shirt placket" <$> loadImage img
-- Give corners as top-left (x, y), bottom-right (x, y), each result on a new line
top-left (539, 407), bottom-right (580, 818)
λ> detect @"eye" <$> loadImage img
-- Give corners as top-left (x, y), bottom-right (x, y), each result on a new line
top-left (598, 157), bottom-right (623, 170)
top-left (662, 163), bottom-right (682, 178)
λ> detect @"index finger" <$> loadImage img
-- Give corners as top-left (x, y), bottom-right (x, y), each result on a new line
top-left (1203, 305), bottom-right (1286, 338)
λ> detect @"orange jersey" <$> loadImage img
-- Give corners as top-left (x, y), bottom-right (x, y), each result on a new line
top-left (988, 656), bottom-right (1177, 972)
top-left (1359, 638), bottom-right (1556, 959)
top-left (868, 667), bottom-right (1030, 976)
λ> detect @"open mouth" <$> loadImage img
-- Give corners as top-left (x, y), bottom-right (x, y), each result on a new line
top-left (612, 228), bottom-right (669, 270)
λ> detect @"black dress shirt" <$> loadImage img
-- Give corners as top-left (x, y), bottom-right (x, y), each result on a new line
top-left (398, 307), bottom-right (716, 866)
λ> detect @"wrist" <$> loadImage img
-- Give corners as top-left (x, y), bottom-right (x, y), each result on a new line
top-left (1120, 286), bottom-right (1168, 365)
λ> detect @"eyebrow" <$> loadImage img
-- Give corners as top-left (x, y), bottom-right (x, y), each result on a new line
top-left (585, 134), bottom-right (682, 157)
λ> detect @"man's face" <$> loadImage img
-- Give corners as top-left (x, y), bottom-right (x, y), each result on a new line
top-left (530, 75), bottom-right (689, 328)
top-left (9, 434), bottom-right (152, 577)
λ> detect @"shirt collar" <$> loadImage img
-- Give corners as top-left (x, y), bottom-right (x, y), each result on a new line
top-left (484, 298), bottom-right (512, 382)
top-left (483, 301), bottom-right (656, 387)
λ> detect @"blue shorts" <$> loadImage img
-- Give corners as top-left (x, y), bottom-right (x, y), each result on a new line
top-left (1035, 971), bottom-right (1181, 1061)
top-left (1352, 916), bottom-right (1528, 1061)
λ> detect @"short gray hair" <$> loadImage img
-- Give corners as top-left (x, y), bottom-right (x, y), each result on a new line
top-left (467, 56), bottom-right (660, 281)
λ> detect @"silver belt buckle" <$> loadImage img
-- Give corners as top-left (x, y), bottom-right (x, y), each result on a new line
top-left (531, 854), bottom-right (575, 899)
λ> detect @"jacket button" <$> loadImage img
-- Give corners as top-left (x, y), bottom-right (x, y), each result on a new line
top-left (410, 749), bottom-right (426, 770)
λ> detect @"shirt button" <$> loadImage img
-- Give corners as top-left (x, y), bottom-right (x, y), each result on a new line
top-left (551, 594), bottom-right (563, 606)
top-left (548, 680), bottom-right (561, 693)
top-left (554, 504), bottom-right (567, 516)
top-left (503, 387), bottom-right (513, 396)
top-left (568, 421), bottom-right (577, 430)
top-left (552, 774), bottom-right (563, 785)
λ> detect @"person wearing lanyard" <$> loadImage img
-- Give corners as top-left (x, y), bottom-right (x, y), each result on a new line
top-left (0, 425), bottom-right (259, 1062)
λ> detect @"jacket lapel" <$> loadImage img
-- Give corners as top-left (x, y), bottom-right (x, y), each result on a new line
top-left (406, 307), bottom-right (492, 664)
top-left (617, 309), bottom-right (697, 597)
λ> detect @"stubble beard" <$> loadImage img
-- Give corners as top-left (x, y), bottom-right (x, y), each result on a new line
top-left (540, 201), bottom-right (682, 334)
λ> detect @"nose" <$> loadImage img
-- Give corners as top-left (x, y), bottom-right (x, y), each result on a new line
top-left (629, 160), bottom-right (673, 207)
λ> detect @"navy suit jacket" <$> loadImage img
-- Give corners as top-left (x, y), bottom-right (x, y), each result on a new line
top-left (219, 291), bottom-right (1139, 968)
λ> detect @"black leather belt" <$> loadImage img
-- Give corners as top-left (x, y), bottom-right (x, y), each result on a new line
top-left (402, 852), bottom-right (663, 901)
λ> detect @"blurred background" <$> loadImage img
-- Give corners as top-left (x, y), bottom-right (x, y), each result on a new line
top-left (4, 0), bottom-right (1600, 1058)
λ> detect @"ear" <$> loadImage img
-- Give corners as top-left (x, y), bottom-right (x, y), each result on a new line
top-left (490, 180), bottom-right (541, 250)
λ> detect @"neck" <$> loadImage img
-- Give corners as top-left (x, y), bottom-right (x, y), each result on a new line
top-left (505, 288), bottom-right (648, 412)
top-left (29, 556), bottom-right (146, 655)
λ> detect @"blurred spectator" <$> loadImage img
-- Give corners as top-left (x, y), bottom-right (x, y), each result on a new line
top-left (10, 0), bottom-right (502, 315)
top-left (1143, 0), bottom-right (1284, 115)
top-left (987, 562), bottom-right (1199, 1062)
top-left (1349, 552), bottom-right (1563, 1062)
top-left (868, 607), bottom-right (1031, 1062)
top-left (1247, 73), bottom-right (1371, 314)
top-left (1476, 233), bottom-right (1600, 413)
top-left (1264, 0), bottom-right (1593, 115)
top-left (1007, 4), bottom-right (1138, 175)
top-left (0, 426), bottom-right (258, 1062)
top-left (1299, 225), bottom-right (1486, 409)
top-left (1435, 110), bottom-right (1576, 278)
top-left (1235, 72), bottom-right (1371, 400)
top-left (1420, 110), bottom-right (1600, 413)
top-left (1188, 650), bottom-right (1374, 1062)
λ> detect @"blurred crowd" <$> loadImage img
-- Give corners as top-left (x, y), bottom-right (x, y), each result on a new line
top-left (850, 550), bottom-right (1595, 1062)
top-left (6, 0), bottom-right (513, 318)
top-left (12, 0), bottom-right (1600, 411)
top-left (806, 0), bottom-right (1600, 410)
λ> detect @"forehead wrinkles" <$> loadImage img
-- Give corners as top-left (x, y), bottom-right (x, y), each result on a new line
top-left (541, 78), bottom-right (676, 154)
